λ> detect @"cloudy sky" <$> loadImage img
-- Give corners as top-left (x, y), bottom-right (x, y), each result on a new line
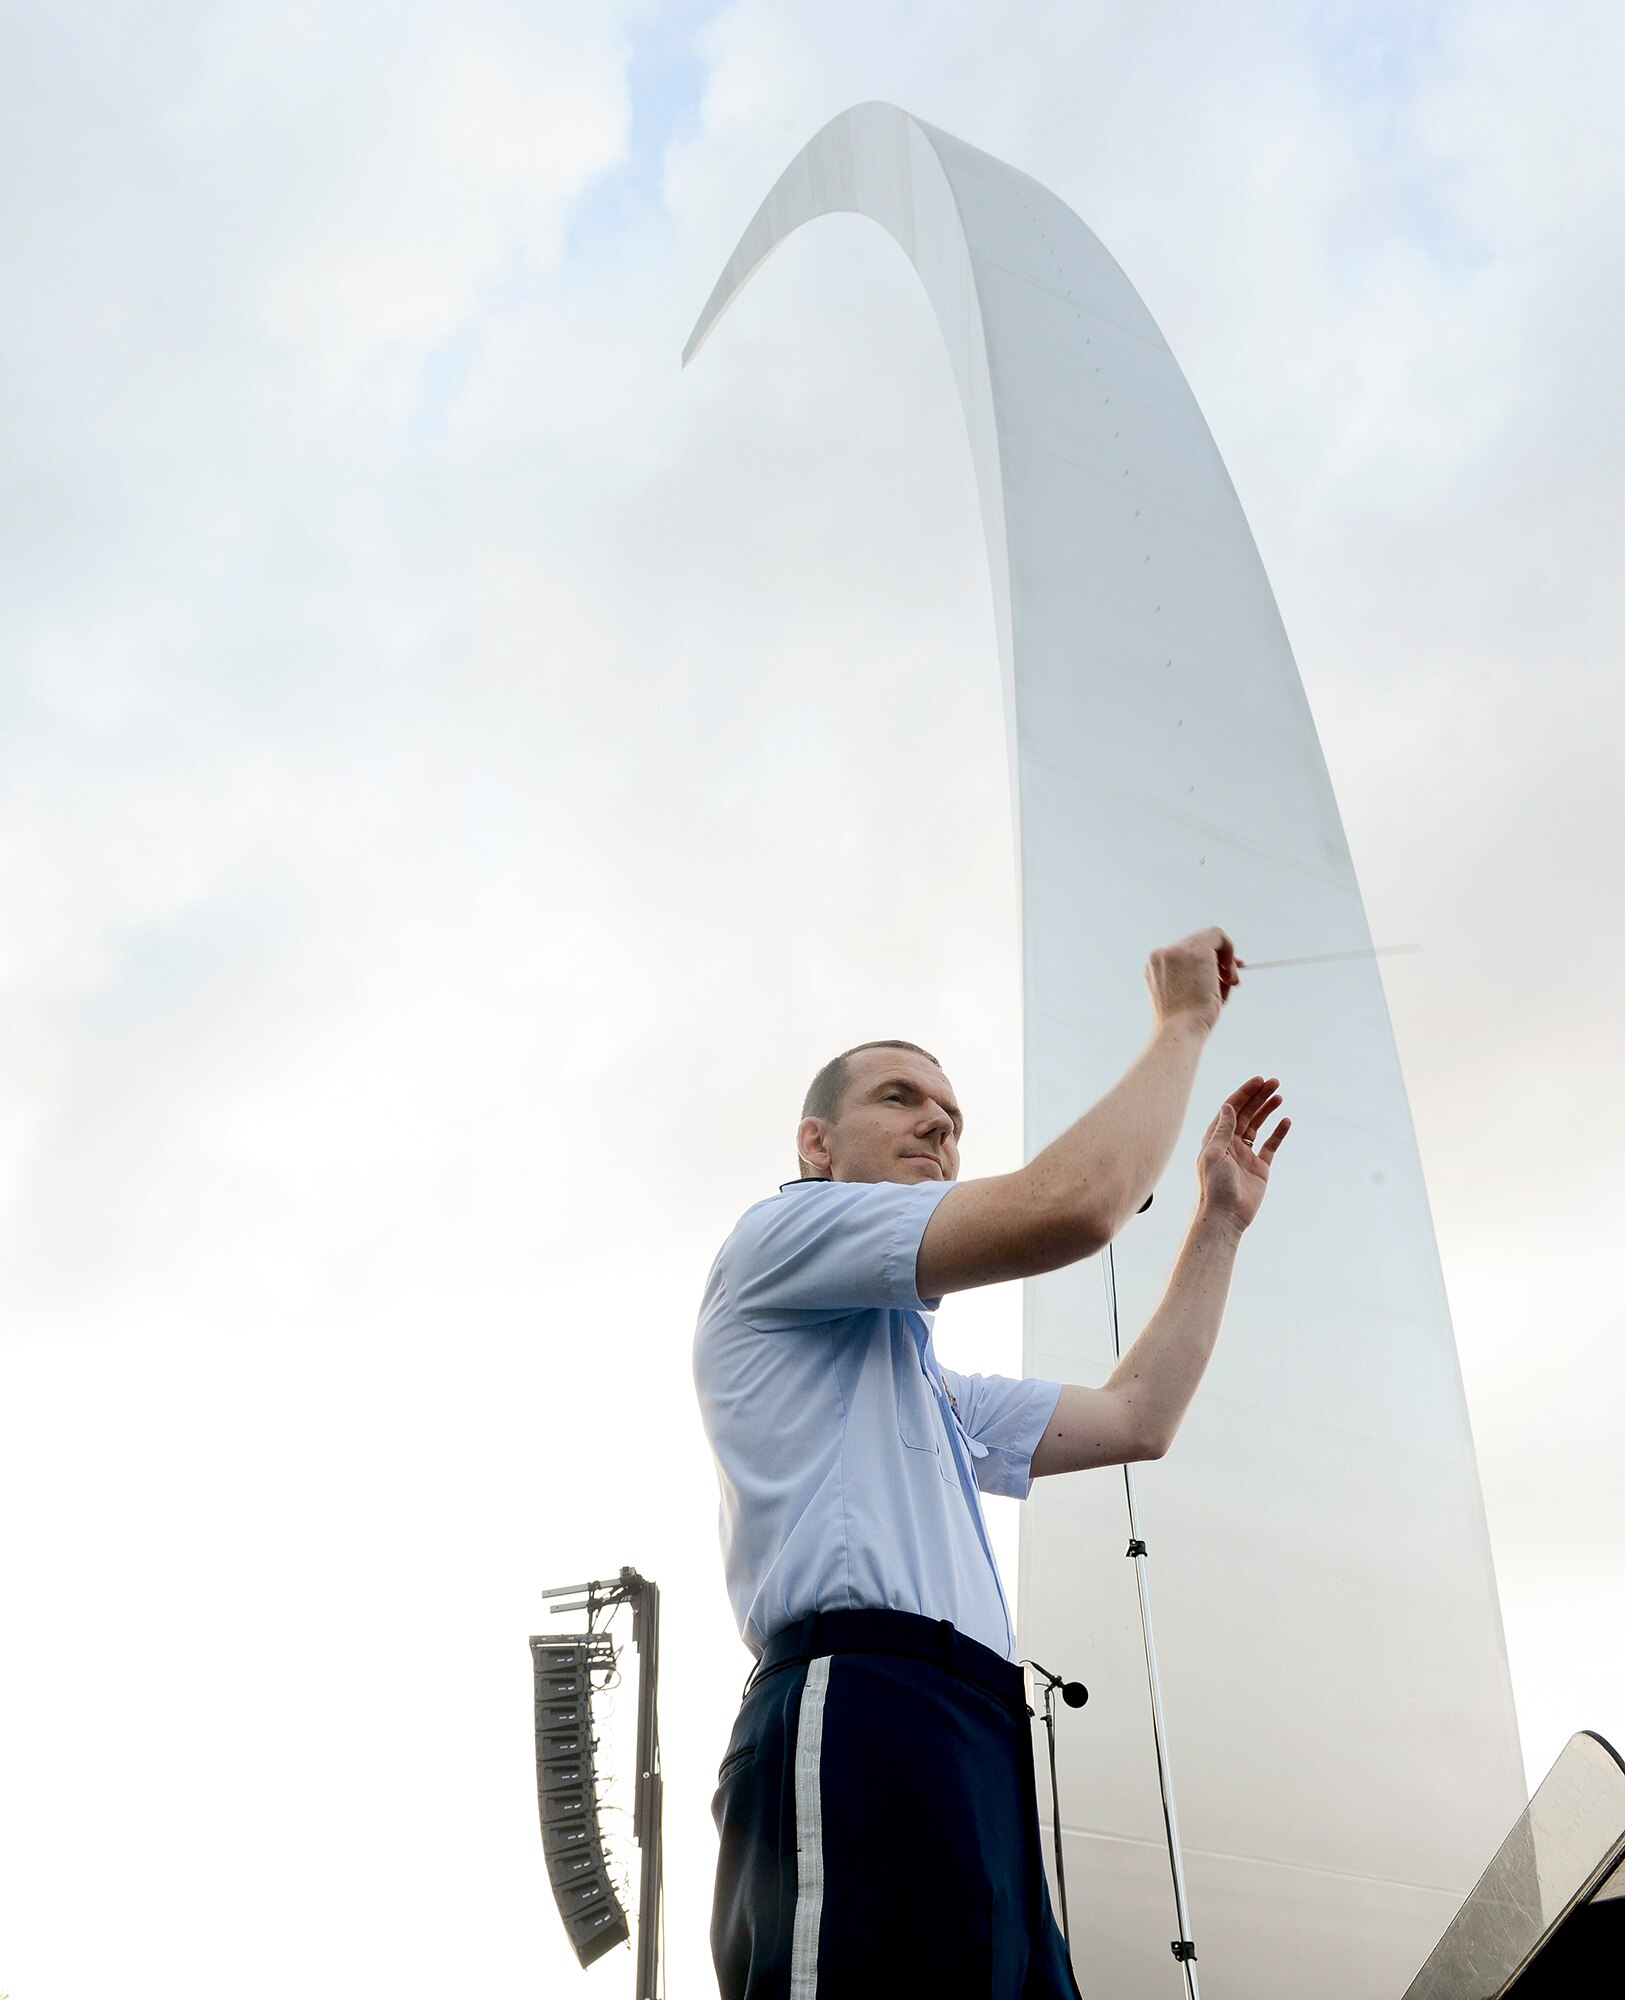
top-left (3, 3), bottom-right (1622, 1995)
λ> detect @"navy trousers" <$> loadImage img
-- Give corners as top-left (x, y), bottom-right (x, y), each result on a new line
top-left (710, 1609), bottom-right (1083, 2000)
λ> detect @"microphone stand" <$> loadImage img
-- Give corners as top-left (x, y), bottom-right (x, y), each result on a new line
top-left (1026, 1659), bottom-right (1088, 1954)
top-left (1105, 1238), bottom-right (1201, 2000)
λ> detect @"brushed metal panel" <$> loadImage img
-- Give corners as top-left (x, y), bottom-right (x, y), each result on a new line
top-left (1048, 1828), bottom-right (1466, 2000)
top-left (1021, 1413), bottom-right (1512, 1882)
top-left (685, 99), bottom-right (1524, 1992)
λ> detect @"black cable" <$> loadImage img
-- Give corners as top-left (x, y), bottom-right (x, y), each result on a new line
top-left (1043, 1682), bottom-right (1070, 1951)
top-left (655, 1707), bottom-right (667, 2000)
top-left (1024, 1660), bottom-right (1087, 1958)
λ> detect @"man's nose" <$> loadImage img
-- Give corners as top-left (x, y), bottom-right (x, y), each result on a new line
top-left (919, 1101), bottom-right (952, 1135)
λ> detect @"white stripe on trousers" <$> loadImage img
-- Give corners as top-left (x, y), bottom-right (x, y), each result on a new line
top-left (789, 1656), bottom-right (832, 1998)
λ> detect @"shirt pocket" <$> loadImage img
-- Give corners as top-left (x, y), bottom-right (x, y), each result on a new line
top-left (895, 1354), bottom-right (956, 1483)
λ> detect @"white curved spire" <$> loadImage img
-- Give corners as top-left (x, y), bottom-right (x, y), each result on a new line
top-left (686, 102), bottom-right (1523, 1997)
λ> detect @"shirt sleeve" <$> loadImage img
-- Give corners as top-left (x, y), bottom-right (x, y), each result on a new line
top-left (939, 1366), bottom-right (1062, 1500)
top-left (722, 1179), bottom-right (957, 1331)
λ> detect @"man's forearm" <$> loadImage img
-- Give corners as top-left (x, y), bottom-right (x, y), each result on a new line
top-left (917, 1014), bottom-right (1212, 1297)
top-left (1103, 1203), bottom-right (1241, 1458)
top-left (1029, 1203), bottom-right (1241, 1476)
top-left (918, 928), bottom-right (1236, 1298)
top-left (1023, 1015), bottom-right (1210, 1251)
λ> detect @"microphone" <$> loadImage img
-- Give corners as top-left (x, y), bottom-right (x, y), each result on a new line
top-left (1026, 1659), bottom-right (1089, 1707)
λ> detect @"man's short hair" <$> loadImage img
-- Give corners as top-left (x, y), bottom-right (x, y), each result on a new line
top-left (797, 1039), bottom-right (943, 1177)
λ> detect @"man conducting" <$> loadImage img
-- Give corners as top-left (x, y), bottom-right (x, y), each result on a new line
top-left (693, 928), bottom-right (1289, 1999)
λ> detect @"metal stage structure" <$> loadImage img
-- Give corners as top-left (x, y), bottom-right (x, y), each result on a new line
top-left (685, 104), bottom-right (1527, 1997)
top-left (534, 1568), bottom-right (663, 1997)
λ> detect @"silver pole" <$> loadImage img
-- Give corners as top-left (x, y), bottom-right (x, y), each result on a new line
top-left (1105, 1241), bottom-right (1201, 2000)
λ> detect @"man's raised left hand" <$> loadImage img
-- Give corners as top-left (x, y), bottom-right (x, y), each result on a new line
top-left (1197, 1076), bottom-right (1290, 1234)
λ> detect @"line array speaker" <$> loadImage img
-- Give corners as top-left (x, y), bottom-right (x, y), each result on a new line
top-left (532, 1633), bottom-right (629, 1968)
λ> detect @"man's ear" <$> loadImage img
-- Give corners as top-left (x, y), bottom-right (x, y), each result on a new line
top-left (796, 1115), bottom-right (831, 1176)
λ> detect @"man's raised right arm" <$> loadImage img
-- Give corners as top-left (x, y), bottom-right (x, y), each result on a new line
top-left (915, 928), bottom-right (1237, 1297)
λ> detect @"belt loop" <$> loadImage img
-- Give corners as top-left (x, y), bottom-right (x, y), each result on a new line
top-left (803, 1610), bottom-right (822, 1664)
top-left (936, 1618), bottom-right (956, 1673)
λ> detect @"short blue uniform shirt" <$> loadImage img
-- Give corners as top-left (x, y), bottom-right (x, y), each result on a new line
top-left (693, 1177), bottom-right (1062, 1660)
